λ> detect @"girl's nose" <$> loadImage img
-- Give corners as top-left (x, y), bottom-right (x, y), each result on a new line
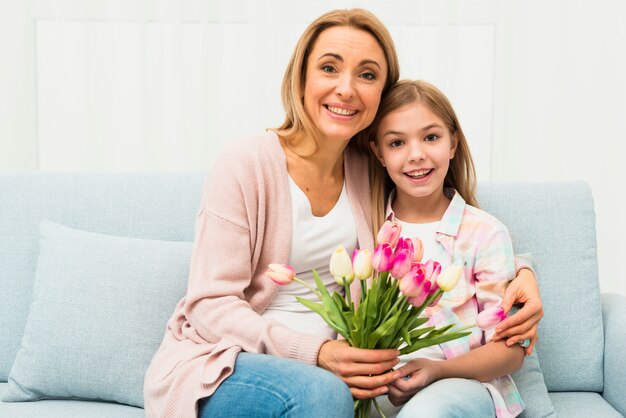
top-left (408, 142), bottom-right (426, 162)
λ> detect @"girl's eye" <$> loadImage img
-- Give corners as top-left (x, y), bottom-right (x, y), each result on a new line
top-left (389, 139), bottom-right (403, 148)
top-left (321, 65), bottom-right (336, 73)
top-left (425, 134), bottom-right (439, 142)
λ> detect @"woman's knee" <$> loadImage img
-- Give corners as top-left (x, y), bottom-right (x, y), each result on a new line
top-left (200, 353), bottom-right (353, 418)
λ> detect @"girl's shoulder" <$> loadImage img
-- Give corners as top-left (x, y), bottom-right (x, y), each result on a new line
top-left (459, 202), bottom-right (510, 236)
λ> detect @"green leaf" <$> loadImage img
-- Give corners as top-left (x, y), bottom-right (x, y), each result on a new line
top-left (400, 329), bottom-right (472, 355)
top-left (406, 315), bottom-right (429, 331)
top-left (401, 325), bottom-right (411, 346)
top-left (296, 297), bottom-right (343, 332)
top-left (368, 310), bottom-right (401, 348)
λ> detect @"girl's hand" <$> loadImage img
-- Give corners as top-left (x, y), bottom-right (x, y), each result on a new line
top-left (387, 359), bottom-right (439, 407)
top-left (493, 268), bottom-right (544, 354)
top-left (317, 340), bottom-right (401, 399)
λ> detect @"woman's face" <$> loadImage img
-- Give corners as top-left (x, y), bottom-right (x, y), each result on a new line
top-left (303, 26), bottom-right (387, 144)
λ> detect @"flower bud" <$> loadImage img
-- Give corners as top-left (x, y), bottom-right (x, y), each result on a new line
top-left (436, 264), bottom-right (463, 292)
top-left (266, 264), bottom-right (296, 285)
top-left (330, 245), bottom-right (353, 284)
top-left (376, 220), bottom-right (402, 247)
top-left (409, 237), bottom-right (424, 263)
top-left (352, 249), bottom-right (373, 280)
top-left (372, 243), bottom-right (394, 272)
top-left (477, 306), bottom-right (507, 330)
top-left (399, 263), bottom-right (425, 297)
top-left (390, 249), bottom-right (412, 279)
top-left (408, 280), bottom-right (431, 307)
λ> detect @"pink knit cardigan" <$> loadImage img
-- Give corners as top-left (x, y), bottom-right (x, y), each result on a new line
top-left (143, 131), bottom-right (375, 417)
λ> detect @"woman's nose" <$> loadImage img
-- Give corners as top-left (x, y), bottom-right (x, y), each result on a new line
top-left (335, 73), bottom-right (356, 99)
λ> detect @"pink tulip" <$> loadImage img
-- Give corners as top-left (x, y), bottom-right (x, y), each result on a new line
top-left (376, 220), bottom-right (402, 247)
top-left (266, 263), bottom-right (296, 285)
top-left (399, 264), bottom-right (425, 297)
top-left (390, 249), bottom-right (412, 279)
top-left (352, 249), bottom-right (373, 280)
top-left (409, 237), bottom-right (424, 263)
top-left (424, 259), bottom-right (442, 282)
top-left (408, 280), bottom-right (431, 307)
top-left (476, 306), bottom-right (507, 330)
top-left (427, 289), bottom-right (443, 307)
top-left (372, 243), bottom-right (394, 272)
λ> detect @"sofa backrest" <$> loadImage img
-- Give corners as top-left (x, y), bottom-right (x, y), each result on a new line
top-left (0, 172), bottom-right (205, 380)
top-left (478, 181), bottom-right (603, 392)
top-left (1, 175), bottom-right (603, 394)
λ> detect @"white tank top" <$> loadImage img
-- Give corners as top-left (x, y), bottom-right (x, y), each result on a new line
top-left (396, 218), bottom-right (446, 362)
top-left (261, 176), bottom-right (358, 338)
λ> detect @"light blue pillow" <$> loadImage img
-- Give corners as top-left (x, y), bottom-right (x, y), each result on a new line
top-left (513, 350), bottom-right (556, 417)
top-left (2, 221), bottom-right (192, 408)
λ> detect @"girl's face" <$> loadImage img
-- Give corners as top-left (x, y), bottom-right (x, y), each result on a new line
top-left (303, 26), bottom-right (387, 144)
top-left (371, 101), bottom-right (457, 205)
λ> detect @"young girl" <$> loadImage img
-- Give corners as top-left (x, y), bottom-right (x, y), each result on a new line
top-left (366, 80), bottom-right (526, 418)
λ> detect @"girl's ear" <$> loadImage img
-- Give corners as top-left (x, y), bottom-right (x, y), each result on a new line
top-left (449, 132), bottom-right (458, 160)
top-left (369, 140), bottom-right (386, 167)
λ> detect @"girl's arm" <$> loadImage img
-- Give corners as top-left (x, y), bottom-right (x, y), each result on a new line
top-left (387, 341), bottom-right (524, 406)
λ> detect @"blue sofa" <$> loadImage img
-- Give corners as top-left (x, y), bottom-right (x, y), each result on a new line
top-left (0, 173), bottom-right (624, 417)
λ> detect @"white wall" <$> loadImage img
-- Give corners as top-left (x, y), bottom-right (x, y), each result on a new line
top-left (1, 0), bottom-right (624, 296)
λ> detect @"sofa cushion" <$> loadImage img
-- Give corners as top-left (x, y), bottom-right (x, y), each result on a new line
top-left (549, 392), bottom-right (623, 417)
top-left (0, 383), bottom-right (144, 418)
top-left (513, 350), bottom-right (556, 417)
top-left (2, 221), bottom-right (192, 407)
top-left (0, 173), bottom-right (203, 380)
top-left (478, 182), bottom-right (604, 392)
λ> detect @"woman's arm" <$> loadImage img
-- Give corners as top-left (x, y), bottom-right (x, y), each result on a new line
top-left (493, 267), bottom-right (544, 354)
top-left (387, 341), bottom-right (525, 406)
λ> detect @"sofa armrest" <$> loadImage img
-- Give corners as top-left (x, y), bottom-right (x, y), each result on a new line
top-left (601, 292), bottom-right (626, 415)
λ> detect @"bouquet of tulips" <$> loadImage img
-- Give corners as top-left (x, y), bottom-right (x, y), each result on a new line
top-left (265, 220), bottom-right (473, 418)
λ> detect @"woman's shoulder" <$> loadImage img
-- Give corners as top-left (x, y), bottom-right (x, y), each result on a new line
top-left (215, 130), bottom-right (283, 166)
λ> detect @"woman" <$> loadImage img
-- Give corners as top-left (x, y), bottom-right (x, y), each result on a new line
top-left (143, 9), bottom-right (543, 418)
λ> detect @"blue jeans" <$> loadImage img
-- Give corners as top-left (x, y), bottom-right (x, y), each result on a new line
top-left (198, 352), bottom-right (354, 418)
top-left (372, 378), bottom-right (495, 418)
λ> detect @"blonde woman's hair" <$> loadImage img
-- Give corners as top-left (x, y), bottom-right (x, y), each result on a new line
top-left (273, 8), bottom-right (400, 153)
top-left (361, 80), bottom-right (478, 234)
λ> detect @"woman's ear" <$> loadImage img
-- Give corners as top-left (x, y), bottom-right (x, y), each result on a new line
top-left (369, 141), bottom-right (386, 167)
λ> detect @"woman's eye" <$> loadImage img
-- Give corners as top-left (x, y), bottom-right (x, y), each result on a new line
top-left (361, 72), bottom-right (376, 80)
top-left (425, 134), bottom-right (439, 142)
top-left (321, 65), bottom-right (336, 73)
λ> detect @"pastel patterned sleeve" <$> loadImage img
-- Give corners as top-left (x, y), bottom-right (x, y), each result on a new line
top-left (473, 222), bottom-right (516, 343)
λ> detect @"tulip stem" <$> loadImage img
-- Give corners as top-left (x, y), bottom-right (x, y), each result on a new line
top-left (293, 277), bottom-right (323, 300)
top-left (343, 277), bottom-right (352, 306)
top-left (360, 279), bottom-right (367, 304)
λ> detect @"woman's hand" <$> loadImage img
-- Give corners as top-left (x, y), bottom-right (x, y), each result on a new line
top-left (387, 359), bottom-right (439, 407)
top-left (317, 340), bottom-right (401, 399)
top-left (493, 268), bottom-right (544, 354)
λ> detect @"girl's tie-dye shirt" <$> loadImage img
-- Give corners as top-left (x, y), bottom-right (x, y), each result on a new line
top-left (386, 188), bottom-right (524, 418)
